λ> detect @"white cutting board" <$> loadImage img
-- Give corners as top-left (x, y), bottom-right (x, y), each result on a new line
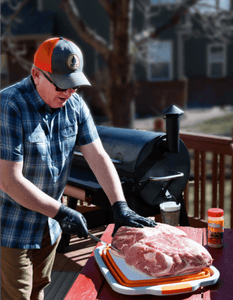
top-left (94, 245), bottom-right (220, 296)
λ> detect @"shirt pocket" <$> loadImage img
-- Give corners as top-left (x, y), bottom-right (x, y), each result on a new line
top-left (61, 123), bottom-right (77, 158)
top-left (27, 130), bottom-right (48, 161)
top-left (61, 124), bottom-right (77, 138)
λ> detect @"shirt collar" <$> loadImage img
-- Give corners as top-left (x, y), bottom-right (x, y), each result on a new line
top-left (25, 76), bottom-right (47, 111)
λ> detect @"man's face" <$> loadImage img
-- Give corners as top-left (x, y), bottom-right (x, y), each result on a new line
top-left (32, 68), bottom-right (77, 109)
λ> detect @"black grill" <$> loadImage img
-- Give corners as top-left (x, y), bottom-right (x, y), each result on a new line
top-left (67, 105), bottom-right (190, 225)
top-left (58, 105), bottom-right (191, 252)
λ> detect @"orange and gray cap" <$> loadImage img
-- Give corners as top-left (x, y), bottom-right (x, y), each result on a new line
top-left (34, 37), bottom-right (91, 89)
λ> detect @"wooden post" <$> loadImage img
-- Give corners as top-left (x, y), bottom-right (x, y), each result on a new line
top-left (201, 151), bottom-right (206, 220)
top-left (194, 150), bottom-right (200, 218)
top-left (212, 153), bottom-right (218, 208)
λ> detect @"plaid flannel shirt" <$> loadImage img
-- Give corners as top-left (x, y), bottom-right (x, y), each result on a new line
top-left (0, 76), bottom-right (98, 249)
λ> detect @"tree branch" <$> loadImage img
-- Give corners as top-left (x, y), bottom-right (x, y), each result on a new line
top-left (2, 38), bottom-right (32, 72)
top-left (2, 0), bottom-right (32, 72)
top-left (152, 0), bottom-right (199, 38)
top-left (134, 0), bottom-right (199, 46)
top-left (3, 0), bottom-right (30, 36)
top-left (61, 0), bottom-right (110, 61)
top-left (98, 0), bottom-right (115, 19)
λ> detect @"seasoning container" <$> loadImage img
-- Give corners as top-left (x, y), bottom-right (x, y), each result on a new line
top-left (208, 208), bottom-right (224, 248)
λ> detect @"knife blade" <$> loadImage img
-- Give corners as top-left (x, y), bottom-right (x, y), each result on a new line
top-left (88, 232), bottom-right (123, 255)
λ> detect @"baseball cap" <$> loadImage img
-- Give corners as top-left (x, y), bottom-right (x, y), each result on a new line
top-left (34, 37), bottom-right (91, 89)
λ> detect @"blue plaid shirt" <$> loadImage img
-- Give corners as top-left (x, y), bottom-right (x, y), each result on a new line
top-left (0, 76), bottom-right (99, 249)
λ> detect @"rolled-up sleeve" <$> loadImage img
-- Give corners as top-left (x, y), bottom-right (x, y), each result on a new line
top-left (75, 97), bottom-right (99, 146)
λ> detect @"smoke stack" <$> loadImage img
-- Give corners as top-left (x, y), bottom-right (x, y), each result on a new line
top-left (163, 105), bottom-right (184, 153)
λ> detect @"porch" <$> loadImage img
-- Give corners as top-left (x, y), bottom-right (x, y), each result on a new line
top-left (45, 131), bottom-right (233, 299)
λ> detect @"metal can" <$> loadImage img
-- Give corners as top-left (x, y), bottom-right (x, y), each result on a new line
top-left (208, 208), bottom-right (224, 248)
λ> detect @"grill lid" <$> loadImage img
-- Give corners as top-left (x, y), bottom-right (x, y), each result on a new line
top-left (97, 126), bottom-right (164, 174)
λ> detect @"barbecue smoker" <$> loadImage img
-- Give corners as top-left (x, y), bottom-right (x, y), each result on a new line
top-left (66, 105), bottom-right (190, 228)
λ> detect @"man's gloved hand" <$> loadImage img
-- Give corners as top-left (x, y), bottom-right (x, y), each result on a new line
top-left (111, 201), bottom-right (157, 236)
top-left (54, 203), bottom-right (88, 238)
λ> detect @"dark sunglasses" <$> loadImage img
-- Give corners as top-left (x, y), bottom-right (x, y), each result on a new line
top-left (40, 70), bottom-right (80, 92)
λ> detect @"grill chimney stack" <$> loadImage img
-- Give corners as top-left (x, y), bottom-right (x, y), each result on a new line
top-left (163, 105), bottom-right (184, 153)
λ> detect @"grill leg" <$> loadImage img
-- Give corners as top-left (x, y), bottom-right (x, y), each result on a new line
top-left (177, 194), bottom-right (190, 226)
top-left (89, 190), bottom-right (112, 210)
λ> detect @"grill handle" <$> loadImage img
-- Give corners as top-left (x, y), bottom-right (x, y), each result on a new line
top-left (150, 172), bottom-right (184, 182)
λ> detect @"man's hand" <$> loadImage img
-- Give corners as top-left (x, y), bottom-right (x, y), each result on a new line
top-left (54, 203), bottom-right (88, 238)
top-left (112, 201), bottom-right (157, 236)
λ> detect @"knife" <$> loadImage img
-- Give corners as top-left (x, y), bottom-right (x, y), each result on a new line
top-left (88, 232), bottom-right (123, 255)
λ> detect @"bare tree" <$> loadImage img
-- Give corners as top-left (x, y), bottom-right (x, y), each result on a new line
top-left (2, 0), bottom-right (32, 72)
top-left (2, 0), bottom-right (233, 127)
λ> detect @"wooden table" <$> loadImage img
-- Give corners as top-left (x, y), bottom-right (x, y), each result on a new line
top-left (64, 225), bottom-right (233, 300)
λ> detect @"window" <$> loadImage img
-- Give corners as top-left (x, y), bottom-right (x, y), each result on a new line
top-left (207, 44), bottom-right (227, 78)
top-left (190, 0), bottom-right (230, 14)
top-left (148, 40), bottom-right (173, 81)
top-left (150, 0), bottom-right (182, 5)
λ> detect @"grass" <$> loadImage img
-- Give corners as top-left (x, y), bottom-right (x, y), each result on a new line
top-left (183, 113), bottom-right (233, 137)
top-left (199, 114), bottom-right (233, 137)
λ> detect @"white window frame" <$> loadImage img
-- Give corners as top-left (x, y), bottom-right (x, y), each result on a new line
top-left (147, 40), bottom-right (173, 82)
top-left (207, 43), bottom-right (227, 78)
top-left (150, 0), bottom-right (182, 6)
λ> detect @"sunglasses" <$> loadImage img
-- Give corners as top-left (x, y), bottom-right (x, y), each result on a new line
top-left (40, 70), bottom-right (80, 92)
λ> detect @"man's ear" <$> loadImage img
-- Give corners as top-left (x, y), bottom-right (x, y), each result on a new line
top-left (31, 67), bottom-right (41, 85)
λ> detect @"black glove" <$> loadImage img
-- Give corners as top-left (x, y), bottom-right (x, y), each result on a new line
top-left (111, 201), bottom-right (157, 236)
top-left (54, 203), bottom-right (88, 238)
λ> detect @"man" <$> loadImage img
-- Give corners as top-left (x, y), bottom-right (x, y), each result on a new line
top-left (0, 37), bottom-right (156, 300)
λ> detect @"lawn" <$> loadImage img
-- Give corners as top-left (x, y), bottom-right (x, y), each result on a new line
top-left (199, 113), bottom-right (233, 137)
top-left (184, 113), bottom-right (233, 137)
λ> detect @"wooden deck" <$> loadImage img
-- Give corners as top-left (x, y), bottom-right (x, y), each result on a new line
top-left (44, 226), bottom-right (107, 300)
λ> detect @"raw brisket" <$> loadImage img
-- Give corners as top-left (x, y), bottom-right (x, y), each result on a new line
top-left (111, 224), bottom-right (213, 277)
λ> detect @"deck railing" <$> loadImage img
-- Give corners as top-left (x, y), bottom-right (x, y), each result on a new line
top-left (180, 131), bottom-right (233, 228)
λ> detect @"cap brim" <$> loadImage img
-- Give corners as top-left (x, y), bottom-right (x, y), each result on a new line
top-left (49, 71), bottom-right (91, 89)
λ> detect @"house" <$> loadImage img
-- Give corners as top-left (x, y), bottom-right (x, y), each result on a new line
top-left (134, 0), bottom-right (233, 112)
top-left (185, 35), bottom-right (233, 108)
top-left (1, 0), bottom-right (233, 117)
